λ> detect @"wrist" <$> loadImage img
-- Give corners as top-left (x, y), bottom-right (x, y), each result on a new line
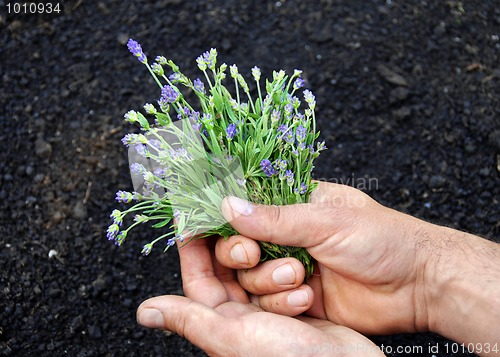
top-left (421, 223), bottom-right (500, 349)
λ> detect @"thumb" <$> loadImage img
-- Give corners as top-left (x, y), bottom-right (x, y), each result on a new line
top-left (220, 184), bottom-right (338, 248)
top-left (137, 295), bottom-right (233, 355)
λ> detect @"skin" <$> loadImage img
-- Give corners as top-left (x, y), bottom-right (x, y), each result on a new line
top-left (137, 182), bottom-right (500, 356)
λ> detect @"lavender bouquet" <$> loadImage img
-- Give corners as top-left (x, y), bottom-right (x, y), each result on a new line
top-left (107, 39), bottom-right (326, 277)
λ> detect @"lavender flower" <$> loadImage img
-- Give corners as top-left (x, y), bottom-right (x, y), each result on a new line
top-left (303, 89), bottom-right (316, 109)
top-left (130, 162), bottom-right (146, 174)
top-left (284, 103), bottom-right (294, 117)
top-left (196, 48), bottom-right (217, 71)
top-left (201, 113), bottom-right (214, 129)
top-left (173, 209), bottom-right (181, 219)
top-left (115, 231), bottom-right (127, 246)
top-left (284, 170), bottom-right (294, 186)
top-left (127, 39), bottom-right (147, 64)
top-left (160, 85), bottom-right (179, 103)
top-left (271, 109), bottom-right (281, 124)
top-left (317, 141), bottom-right (327, 151)
top-left (296, 125), bottom-right (307, 142)
top-left (167, 237), bottom-right (176, 247)
top-left (124, 110), bottom-right (138, 123)
top-left (277, 124), bottom-right (288, 133)
top-left (141, 244), bottom-right (152, 256)
top-left (293, 77), bottom-right (305, 90)
top-left (143, 103), bottom-right (156, 114)
top-left (153, 168), bottom-right (168, 178)
top-left (134, 214), bottom-right (148, 223)
top-left (116, 190), bottom-right (134, 203)
top-left (155, 55), bottom-right (167, 65)
top-left (284, 130), bottom-right (295, 144)
top-left (251, 66), bottom-right (261, 81)
top-left (260, 159), bottom-right (276, 177)
top-left (226, 123), bottom-right (237, 140)
top-left (107, 224), bottom-right (119, 240)
top-left (274, 159), bottom-right (287, 171)
top-left (151, 63), bottom-right (164, 76)
top-left (121, 133), bottom-right (139, 147)
top-left (134, 144), bottom-right (147, 157)
top-left (110, 209), bottom-right (123, 226)
top-left (193, 78), bottom-right (205, 94)
top-left (294, 182), bottom-right (308, 195)
top-left (230, 64), bottom-right (239, 78)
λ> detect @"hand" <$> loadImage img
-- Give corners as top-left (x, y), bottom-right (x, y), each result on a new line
top-left (216, 182), bottom-right (438, 335)
top-left (137, 295), bottom-right (384, 357)
top-left (137, 197), bottom-right (381, 357)
top-left (216, 182), bottom-right (500, 354)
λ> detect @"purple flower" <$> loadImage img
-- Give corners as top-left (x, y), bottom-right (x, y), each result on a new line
top-left (284, 170), bottom-right (294, 186)
top-left (173, 209), bottom-right (181, 219)
top-left (154, 168), bottom-right (168, 178)
top-left (317, 141), bottom-right (327, 151)
top-left (226, 123), bottom-right (237, 140)
top-left (296, 125), bottom-right (307, 142)
top-left (271, 110), bottom-right (281, 123)
top-left (274, 159), bottom-right (287, 171)
top-left (277, 124), bottom-right (288, 133)
top-left (130, 163), bottom-right (146, 174)
top-left (116, 190), bottom-right (133, 203)
top-left (127, 39), bottom-right (147, 64)
top-left (121, 134), bottom-right (137, 147)
top-left (294, 182), bottom-right (308, 195)
top-left (134, 144), bottom-right (147, 157)
top-left (284, 103), bottom-right (294, 116)
top-left (167, 237), bottom-right (176, 247)
top-left (160, 85), bottom-right (179, 103)
top-left (169, 73), bottom-right (182, 82)
top-left (260, 159), bottom-right (276, 177)
top-left (284, 130), bottom-right (295, 144)
top-left (141, 244), bottom-right (152, 256)
top-left (107, 224), bottom-right (119, 241)
top-left (293, 77), bottom-right (305, 90)
top-left (193, 78), bottom-right (205, 94)
top-left (115, 231), bottom-right (127, 246)
top-left (196, 48), bottom-right (217, 71)
top-left (304, 90), bottom-right (316, 108)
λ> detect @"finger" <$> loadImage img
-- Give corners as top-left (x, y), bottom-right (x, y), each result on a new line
top-left (178, 236), bottom-right (228, 307)
top-left (215, 235), bottom-right (261, 269)
top-left (137, 295), bottom-right (235, 355)
top-left (251, 285), bottom-right (314, 316)
top-left (220, 183), bottom-right (347, 247)
top-left (237, 258), bottom-right (305, 295)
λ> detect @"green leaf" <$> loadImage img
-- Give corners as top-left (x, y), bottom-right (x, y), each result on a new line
top-left (136, 112), bottom-right (150, 129)
top-left (152, 219), bottom-right (171, 228)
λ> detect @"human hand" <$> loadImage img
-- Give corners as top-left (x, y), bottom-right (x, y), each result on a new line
top-left (215, 182), bottom-right (435, 335)
top-left (137, 294), bottom-right (384, 357)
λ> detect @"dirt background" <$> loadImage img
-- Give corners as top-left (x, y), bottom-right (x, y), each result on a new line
top-left (1, 0), bottom-right (499, 356)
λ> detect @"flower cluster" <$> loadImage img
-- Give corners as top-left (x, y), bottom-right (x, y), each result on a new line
top-left (108, 39), bottom-right (327, 277)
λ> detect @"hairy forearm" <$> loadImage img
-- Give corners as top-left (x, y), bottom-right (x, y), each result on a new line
top-left (423, 223), bottom-right (500, 355)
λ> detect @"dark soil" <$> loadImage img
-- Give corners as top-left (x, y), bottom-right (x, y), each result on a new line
top-left (1, 0), bottom-right (499, 356)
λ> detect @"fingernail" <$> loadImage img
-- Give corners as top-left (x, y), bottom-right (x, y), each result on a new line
top-left (138, 308), bottom-right (164, 329)
top-left (272, 264), bottom-right (296, 285)
top-left (230, 243), bottom-right (249, 265)
top-left (287, 290), bottom-right (309, 307)
top-left (227, 196), bottom-right (253, 217)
